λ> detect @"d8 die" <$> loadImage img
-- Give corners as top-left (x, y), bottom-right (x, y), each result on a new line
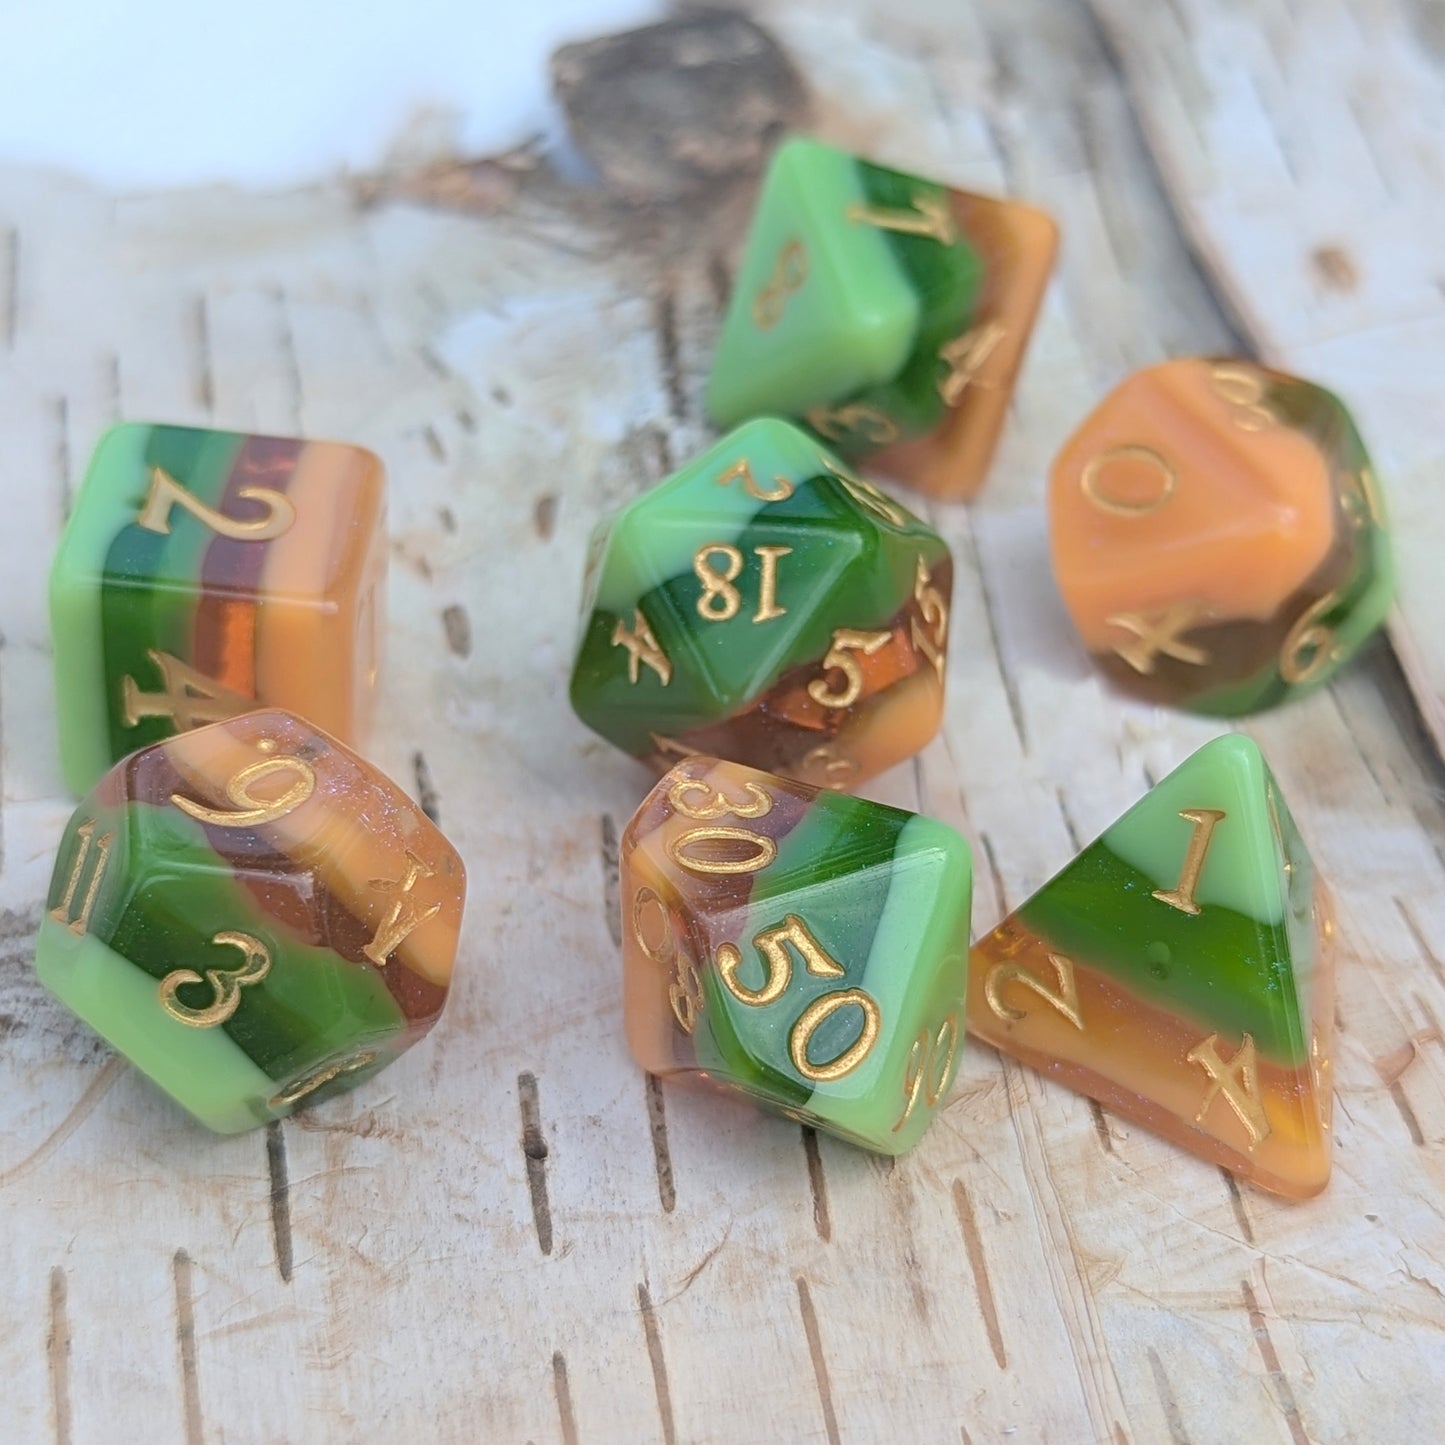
top-left (968, 736), bottom-right (1333, 1197)
top-left (1050, 358), bottom-right (1394, 714)
top-left (35, 709), bottom-right (463, 1132)
top-left (51, 423), bottom-right (387, 794)
top-left (621, 756), bottom-right (972, 1153)
top-left (706, 136), bottom-right (1057, 499)
top-left (569, 418), bottom-right (953, 789)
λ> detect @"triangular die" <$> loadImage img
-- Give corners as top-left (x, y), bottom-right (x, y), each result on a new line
top-left (968, 734), bottom-right (1333, 1198)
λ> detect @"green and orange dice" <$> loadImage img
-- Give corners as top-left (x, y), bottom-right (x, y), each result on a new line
top-left (36, 710), bottom-right (464, 1132)
top-left (51, 422), bottom-right (386, 795)
top-left (706, 136), bottom-right (1058, 499)
top-left (622, 757), bottom-right (972, 1153)
top-left (1050, 358), bottom-right (1394, 714)
top-left (569, 418), bottom-right (952, 789)
top-left (969, 735), bottom-right (1334, 1198)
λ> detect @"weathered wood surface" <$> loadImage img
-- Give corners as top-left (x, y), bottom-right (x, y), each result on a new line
top-left (0, 2), bottom-right (1442, 1441)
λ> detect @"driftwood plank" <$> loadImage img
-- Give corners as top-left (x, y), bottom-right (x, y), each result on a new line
top-left (0, 3), bottom-right (1441, 1441)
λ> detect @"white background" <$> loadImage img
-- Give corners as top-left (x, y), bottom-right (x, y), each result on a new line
top-left (0, 0), bottom-right (659, 190)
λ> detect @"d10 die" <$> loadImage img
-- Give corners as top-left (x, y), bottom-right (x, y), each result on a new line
top-left (569, 418), bottom-right (953, 789)
top-left (968, 735), bottom-right (1333, 1198)
top-left (706, 136), bottom-right (1057, 500)
top-left (51, 423), bottom-right (387, 795)
top-left (1050, 358), bottom-right (1394, 714)
top-left (36, 709), bottom-right (463, 1132)
top-left (622, 756), bottom-right (972, 1154)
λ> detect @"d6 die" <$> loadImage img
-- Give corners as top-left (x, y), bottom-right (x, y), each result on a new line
top-left (569, 418), bottom-right (953, 789)
top-left (621, 756), bottom-right (972, 1153)
top-left (35, 709), bottom-right (463, 1132)
top-left (706, 136), bottom-right (1057, 499)
top-left (1050, 358), bottom-right (1394, 714)
top-left (51, 423), bottom-right (387, 794)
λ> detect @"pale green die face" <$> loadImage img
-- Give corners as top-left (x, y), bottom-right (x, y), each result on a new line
top-left (706, 137), bottom-right (984, 454)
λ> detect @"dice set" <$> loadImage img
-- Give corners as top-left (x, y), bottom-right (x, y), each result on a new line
top-left (33, 134), bottom-right (1382, 1201)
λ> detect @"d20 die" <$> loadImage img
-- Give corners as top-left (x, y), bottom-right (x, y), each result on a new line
top-left (51, 423), bottom-right (387, 795)
top-left (570, 417), bottom-right (953, 789)
top-left (1050, 358), bottom-right (1393, 715)
top-left (706, 136), bottom-right (1057, 499)
top-left (621, 756), bottom-right (972, 1154)
top-left (968, 735), bottom-right (1333, 1198)
top-left (36, 709), bottom-right (463, 1132)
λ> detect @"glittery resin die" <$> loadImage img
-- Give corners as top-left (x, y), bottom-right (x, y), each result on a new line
top-left (51, 423), bottom-right (386, 794)
top-left (706, 136), bottom-right (1057, 499)
top-left (35, 710), bottom-right (463, 1132)
top-left (1049, 358), bottom-right (1393, 714)
top-left (622, 756), bottom-right (972, 1153)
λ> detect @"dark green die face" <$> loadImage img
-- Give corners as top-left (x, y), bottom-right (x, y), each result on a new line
top-left (705, 137), bottom-right (984, 456)
top-left (567, 418), bottom-right (954, 788)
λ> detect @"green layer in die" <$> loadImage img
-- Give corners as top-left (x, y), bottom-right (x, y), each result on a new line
top-left (694, 788), bottom-right (972, 1154)
top-left (1018, 734), bottom-right (1315, 1066)
top-left (50, 423), bottom-right (246, 794)
top-left (706, 137), bottom-right (983, 450)
top-left (569, 417), bottom-right (947, 757)
top-left (36, 796), bottom-right (407, 1132)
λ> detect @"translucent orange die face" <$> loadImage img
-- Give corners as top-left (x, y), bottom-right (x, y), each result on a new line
top-left (1048, 358), bottom-right (1393, 715)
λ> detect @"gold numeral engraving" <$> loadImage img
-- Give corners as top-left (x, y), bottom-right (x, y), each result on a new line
top-left (693, 544), bottom-right (794, 624)
top-left (892, 1013), bottom-right (959, 1133)
top-left (633, 886), bottom-right (704, 1034)
top-left (612, 609), bottom-right (672, 685)
top-left (170, 752), bottom-right (317, 828)
top-left (717, 458), bottom-right (793, 503)
top-left (138, 466), bottom-right (295, 540)
top-left (752, 237), bottom-right (808, 329)
top-left (49, 820), bottom-right (114, 936)
top-left (695, 544), bottom-right (743, 621)
top-left (938, 320), bottom-right (1006, 406)
top-left (1279, 589), bottom-right (1344, 686)
top-left (805, 403), bottom-right (901, 448)
top-left (825, 458), bottom-right (911, 527)
top-left (649, 732), bottom-right (701, 761)
top-left (159, 931), bottom-right (272, 1028)
top-left (718, 913), bottom-right (845, 1007)
top-left (984, 953), bottom-right (1084, 1030)
top-left (269, 1049), bottom-right (380, 1109)
top-left (1187, 1032), bottom-right (1271, 1147)
top-left (846, 193), bottom-right (957, 245)
top-left (668, 825), bottom-right (777, 877)
top-left (808, 628), bottom-right (892, 710)
top-left (668, 778), bottom-right (773, 821)
top-left (1106, 601), bottom-right (1212, 675)
top-left (364, 851), bottom-right (442, 966)
top-left (121, 649), bottom-right (252, 731)
top-left (1152, 808), bottom-right (1226, 916)
top-left (802, 744), bottom-right (860, 791)
top-left (1210, 364), bottom-right (1276, 432)
top-left (791, 988), bottom-right (881, 1082)
top-left (1081, 445), bottom-right (1179, 517)
top-left (910, 555), bottom-right (949, 680)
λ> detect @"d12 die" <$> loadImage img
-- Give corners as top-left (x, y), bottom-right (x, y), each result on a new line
top-left (706, 136), bottom-right (1057, 500)
top-left (569, 418), bottom-right (953, 789)
top-left (968, 735), bottom-right (1333, 1198)
top-left (35, 710), bottom-right (463, 1132)
top-left (622, 756), bottom-right (972, 1154)
top-left (1050, 358), bottom-right (1394, 714)
top-left (51, 423), bottom-right (387, 795)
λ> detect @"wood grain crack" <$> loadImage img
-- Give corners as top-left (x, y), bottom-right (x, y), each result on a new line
top-left (552, 1351), bottom-right (579, 1445)
top-left (173, 1249), bottom-right (204, 1445)
top-left (1147, 1346), bottom-right (1192, 1445)
top-left (637, 1282), bottom-right (678, 1445)
top-left (600, 813), bottom-right (622, 947)
top-left (951, 1178), bottom-right (1007, 1369)
top-left (795, 1276), bottom-right (841, 1445)
top-left (518, 1072), bottom-right (554, 1255)
top-left (645, 1074), bottom-right (676, 1213)
top-left (1241, 1278), bottom-right (1311, 1445)
top-left (413, 751), bottom-right (440, 825)
top-left (47, 1266), bottom-right (71, 1445)
top-left (653, 286), bottom-right (686, 423)
top-left (801, 1126), bottom-right (832, 1243)
top-left (265, 1121), bottom-right (294, 1284)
